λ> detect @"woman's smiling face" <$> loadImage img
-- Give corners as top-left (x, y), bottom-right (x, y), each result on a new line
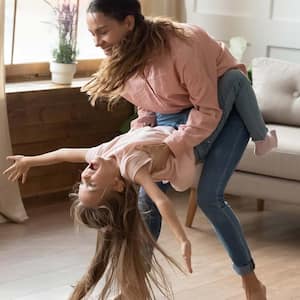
top-left (86, 12), bottom-right (135, 56)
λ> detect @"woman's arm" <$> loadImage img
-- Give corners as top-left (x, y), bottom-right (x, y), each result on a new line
top-left (163, 27), bottom-right (230, 158)
top-left (3, 148), bottom-right (88, 183)
top-left (130, 107), bottom-right (156, 129)
top-left (135, 166), bottom-right (192, 273)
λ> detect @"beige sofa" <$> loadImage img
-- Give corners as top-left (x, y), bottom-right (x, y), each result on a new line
top-left (186, 57), bottom-right (300, 227)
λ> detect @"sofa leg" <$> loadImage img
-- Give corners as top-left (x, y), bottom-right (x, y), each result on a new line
top-left (257, 199), bottom-right (265, 211)
top-left (185, 188), bottom-right (197, 228)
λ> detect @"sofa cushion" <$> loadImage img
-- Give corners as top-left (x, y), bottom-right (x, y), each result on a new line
top-left (237, 124), bottom-right (300, 181)
top-left (252, 57), bottom-right (300, 126)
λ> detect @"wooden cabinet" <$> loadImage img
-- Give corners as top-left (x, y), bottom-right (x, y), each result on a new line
top-left (6, 85), bottom-right (134, 198)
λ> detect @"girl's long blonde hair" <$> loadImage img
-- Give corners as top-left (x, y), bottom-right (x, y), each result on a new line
top-left (81, 0), bottom-right (187, 109)
top-left (69, 180), bottom-right (183, 300)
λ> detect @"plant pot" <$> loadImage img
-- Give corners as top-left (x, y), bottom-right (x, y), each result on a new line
top-left (50, 62), bottom-right (77, 85)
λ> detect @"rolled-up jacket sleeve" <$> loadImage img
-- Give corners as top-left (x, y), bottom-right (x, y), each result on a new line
top-left (164, 30), bottom-right (225, 158)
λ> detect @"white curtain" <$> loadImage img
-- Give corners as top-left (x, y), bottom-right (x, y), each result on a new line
top-left (140, 0), bottom-right (181, 20)
top-left (0, 0), bottom-right (28, 223)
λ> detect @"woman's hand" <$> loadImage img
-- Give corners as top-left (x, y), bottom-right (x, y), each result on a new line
top-left (181, 239), bottom-right (193, 273)
top-left (3, 155), bottom-right (31, 184)
top-left (135, 143), bottom-right (174, 172)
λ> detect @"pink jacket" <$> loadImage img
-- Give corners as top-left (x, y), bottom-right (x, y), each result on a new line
top-left (121, 24), bottom-right (246, 158)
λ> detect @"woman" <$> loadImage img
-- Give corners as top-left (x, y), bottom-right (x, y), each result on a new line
top-left (81, 1), bottom-right (277, 299)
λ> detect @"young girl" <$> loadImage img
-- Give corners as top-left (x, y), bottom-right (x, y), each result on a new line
top-left (81, 1), bottom-right (276, 299)
top-left (3, 125), bottom-right (194, 300)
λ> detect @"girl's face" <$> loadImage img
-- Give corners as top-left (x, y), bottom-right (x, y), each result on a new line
top-left (86, 12), bottom-right (135, 56)
top-left (78, 156), bottom-right (123, 207)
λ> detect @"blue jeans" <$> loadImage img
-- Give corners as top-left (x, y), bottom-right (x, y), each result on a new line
top-left (138, 70), bottom-right (263, 275)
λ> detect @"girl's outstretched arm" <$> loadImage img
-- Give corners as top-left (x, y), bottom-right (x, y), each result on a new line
top-left (135, 166), bottom-right (193, 273)
top-left (3, 148), bottom-right (88, 184)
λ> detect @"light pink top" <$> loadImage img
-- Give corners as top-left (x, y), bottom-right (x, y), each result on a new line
top-left (85, 126), bottom-right (196, 192)
top-left (121, 24), bottom-right (247, 158)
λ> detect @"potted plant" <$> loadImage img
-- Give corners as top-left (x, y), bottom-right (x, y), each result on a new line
top-left (44, 0), bottom-right (78, 84)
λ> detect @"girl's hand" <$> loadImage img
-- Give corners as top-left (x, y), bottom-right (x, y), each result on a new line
top-left (181, 239), bottom-right (193, 273)
top-left (3, 155), bottom-right (31, 184)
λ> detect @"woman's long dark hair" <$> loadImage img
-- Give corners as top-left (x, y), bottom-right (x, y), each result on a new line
top-left (69, 180), bottom-right (183, 300)
top-left (81, 0), bottom-right (188, 108)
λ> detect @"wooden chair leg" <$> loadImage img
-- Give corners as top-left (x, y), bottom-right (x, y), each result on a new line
top-left (257, 199), bottom-right (265, 211)
top-left (185, 188), bottom-right (197, 228)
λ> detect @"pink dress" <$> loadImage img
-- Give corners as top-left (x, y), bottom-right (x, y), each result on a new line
top-left (85, 126), bottom-right (196, 192)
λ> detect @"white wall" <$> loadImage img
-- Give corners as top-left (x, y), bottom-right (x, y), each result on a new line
top-left (181, 0), bottom-right (300, 66)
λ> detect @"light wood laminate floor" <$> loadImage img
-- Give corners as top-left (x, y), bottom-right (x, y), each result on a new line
top-left (0, 191), bottom-right (299, 300)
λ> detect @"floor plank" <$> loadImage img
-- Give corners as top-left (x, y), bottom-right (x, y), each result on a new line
top-left (0, 191), bottom-right (299, 299)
